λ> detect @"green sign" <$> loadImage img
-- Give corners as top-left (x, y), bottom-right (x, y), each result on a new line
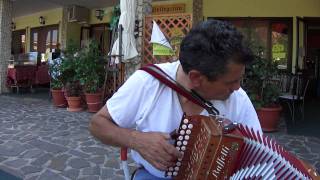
top-left (272, 44), bottom-right (285, 52)
top-left (152, 43), bottom-right (174, 56)
top-left (272, 43), bottom-right (286, 60)
top-left (273, 52), bottom-right (286, 59)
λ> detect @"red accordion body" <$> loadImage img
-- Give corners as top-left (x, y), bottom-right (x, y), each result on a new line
top-left (166, 115), bottom-right (319, 180)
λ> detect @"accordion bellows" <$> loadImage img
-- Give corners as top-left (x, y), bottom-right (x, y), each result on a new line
top-left (166, 115), bottom-right (319, 180)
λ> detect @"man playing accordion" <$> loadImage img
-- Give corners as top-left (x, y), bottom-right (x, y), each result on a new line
top-left (90, 20), bottom-right (262, 179)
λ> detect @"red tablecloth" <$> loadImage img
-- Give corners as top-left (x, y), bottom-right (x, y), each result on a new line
top-left (6, 66), bottom-right (36, 87)
top-left (6, 65), bottom-right (50, 87)
top-left (35, 65), bottom-right (50, 85)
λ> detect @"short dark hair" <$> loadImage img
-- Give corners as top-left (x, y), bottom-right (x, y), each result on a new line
top-left (179, 19), bottom-right (253, 81)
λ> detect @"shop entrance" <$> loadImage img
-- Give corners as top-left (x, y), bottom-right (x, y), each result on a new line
top-left (305, 18), bottom-right (320, 99)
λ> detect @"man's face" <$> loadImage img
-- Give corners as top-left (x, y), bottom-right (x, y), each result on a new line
top-left (194, 62), bottom-right (245, 100)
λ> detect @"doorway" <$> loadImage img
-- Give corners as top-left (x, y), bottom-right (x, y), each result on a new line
top-left (304, 18), bottom-right (320, 99)
top-left (81, 23), bottom-right (111, 55)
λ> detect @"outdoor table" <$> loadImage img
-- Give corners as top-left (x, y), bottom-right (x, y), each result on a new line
top-left (35, 64), bottom-right (50, 85)
top-left (6, 65), bottom-right (37, 93)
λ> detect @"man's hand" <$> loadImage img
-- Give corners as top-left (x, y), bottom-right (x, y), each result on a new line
top-left (130, 131), bottom-right (182, 171)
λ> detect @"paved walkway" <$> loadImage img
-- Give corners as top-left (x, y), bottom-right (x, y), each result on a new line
top-left (0, 95), bottom-right (137, 180)
top-left (0, 94), bottom-right (319, 179)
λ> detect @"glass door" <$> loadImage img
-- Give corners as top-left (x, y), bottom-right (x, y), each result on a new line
top-left (30, 25), bottom-right (59, 53)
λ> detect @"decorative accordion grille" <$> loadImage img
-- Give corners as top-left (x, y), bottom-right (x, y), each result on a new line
top-left (142, 13), bottom-right (192, 66)
top-left (233, 124), bottom-right (312, 179)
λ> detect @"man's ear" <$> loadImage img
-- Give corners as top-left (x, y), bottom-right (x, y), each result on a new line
top-left (188, 70), bottom-right (204, 88)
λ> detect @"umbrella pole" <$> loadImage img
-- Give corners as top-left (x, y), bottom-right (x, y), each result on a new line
top-left (117, 25), bottom-right (124, 88)
top-left (103, 25), bottom-right (120, 102)
top-left (121, 147), bottom-right (130, 180)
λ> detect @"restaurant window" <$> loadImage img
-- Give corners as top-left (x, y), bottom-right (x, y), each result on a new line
top-left (52, 30), bottom-right (58, 48)
top-left (210, 18), bottom-right (292, 71)
top-left (46, 32), bottom-right (51, 50)
top-left (11, 29), bottom-right (26, 54)
top-left (32, 32), bottom-right (38, 51)
top-left (30, 25), bottom-right (59, 53)
top-left (271, 23), bottom-right (289, 69)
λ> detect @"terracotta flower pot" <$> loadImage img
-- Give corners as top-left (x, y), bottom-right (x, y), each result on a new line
top-left (51, 89), bottom-right (67, 107)
top-left (256, 106), bottom-right (282, 132)
top-left (85, 92), bottom-right (102, 113)
top-left (66, 96), bottom-right (83, 112)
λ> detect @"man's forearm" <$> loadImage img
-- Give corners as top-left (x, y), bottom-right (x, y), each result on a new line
top-left (89, 107), bottom-right (182, 171)
top-left (89, 109), bottom-right (137, 149)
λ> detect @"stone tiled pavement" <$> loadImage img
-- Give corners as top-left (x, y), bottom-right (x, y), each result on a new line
top-left (0, 95), bottom-right (137, 180)
top-left (0, 94), bottom-right (319, 179)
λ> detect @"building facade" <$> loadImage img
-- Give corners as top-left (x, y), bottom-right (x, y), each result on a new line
top-left (1, 0), bottom-right (320, 97)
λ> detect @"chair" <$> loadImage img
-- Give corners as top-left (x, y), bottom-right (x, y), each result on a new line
top-left (120, 147), bottom-right (131, 180)
top-left (277, 72), bottom-right (292, 94)
top-left (279, 73), bottom-right (310, 124)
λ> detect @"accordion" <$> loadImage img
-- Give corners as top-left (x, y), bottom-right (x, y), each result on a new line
top-left (166, 114), bottom-right (319, 180)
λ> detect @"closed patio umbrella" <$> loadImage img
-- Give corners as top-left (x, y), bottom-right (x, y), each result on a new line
top-left (110, 0), bottom-right (138, 63)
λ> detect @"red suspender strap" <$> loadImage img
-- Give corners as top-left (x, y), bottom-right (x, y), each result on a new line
top-left (140, 64), bottom-right (219, 116)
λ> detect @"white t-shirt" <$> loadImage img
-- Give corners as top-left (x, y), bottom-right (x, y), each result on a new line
top-left (106, 61), bottom-right (261, 178)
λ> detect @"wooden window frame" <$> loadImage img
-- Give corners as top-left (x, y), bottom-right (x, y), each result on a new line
top-left (30, 24), bottom-right (59, 53)
top-left (208, 17), bottom-right (293, 72)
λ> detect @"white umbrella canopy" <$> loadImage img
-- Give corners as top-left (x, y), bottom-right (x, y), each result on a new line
top-left (110, 0), bottom-right (138, 63)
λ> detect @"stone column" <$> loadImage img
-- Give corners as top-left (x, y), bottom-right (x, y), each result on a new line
top-left (192, 0), bottom-right (203, 26)
top-left (59, 7), bottom-right (68, 50)
top-left (0, 0), bottom-right (12, 94)
top-left (124, 0), bottom-right (152, 79)
top-left (136, 0), bottom-right (152, 60)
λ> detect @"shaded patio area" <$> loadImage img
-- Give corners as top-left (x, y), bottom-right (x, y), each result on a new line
top-left (282, 99), bottom-right (320, 138)
top-left (0, 90), bottom-right (319, 179)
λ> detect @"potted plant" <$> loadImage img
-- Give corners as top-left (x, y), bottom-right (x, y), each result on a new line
top-left (49, 57), bottom-right (67, 107)
top-left (60, 40), bottom-right (83, 112)
top-left (77, 40), bottom-right (105, 112)
top-left (243, 47), bottom-right (282, 132)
